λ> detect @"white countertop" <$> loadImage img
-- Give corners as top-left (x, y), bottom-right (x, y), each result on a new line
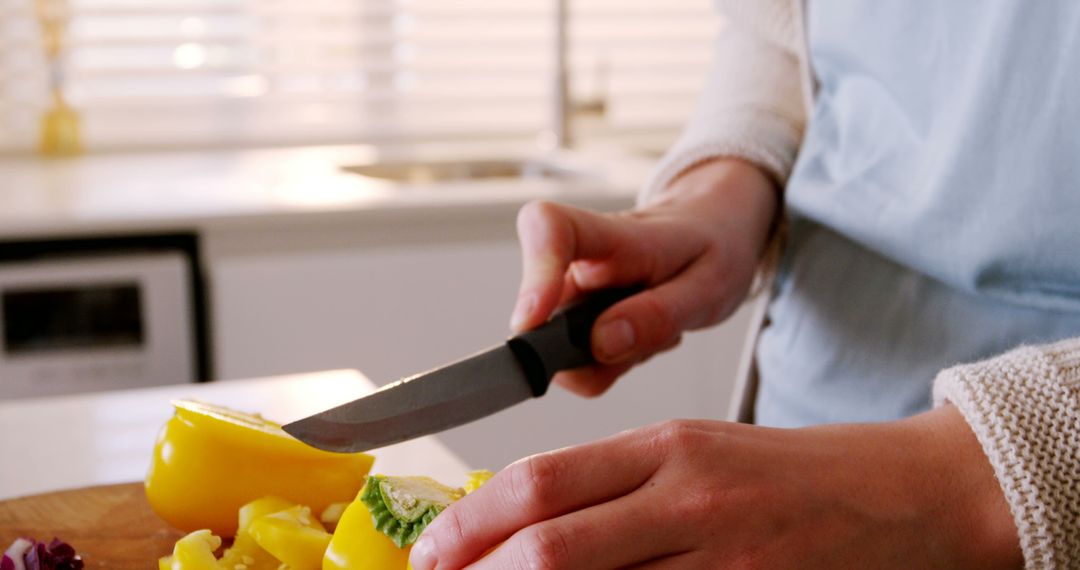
top-left (0, 370), bottom-right (471, 500)
top-left (0, 142), bottom-right (648, 241)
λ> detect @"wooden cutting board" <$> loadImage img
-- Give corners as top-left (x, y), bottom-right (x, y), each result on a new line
top-left (0, 483), bottom-right (182, 569)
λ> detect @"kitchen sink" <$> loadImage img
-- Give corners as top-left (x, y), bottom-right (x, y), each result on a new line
top-left (341, 158), bottom-right (591, 184)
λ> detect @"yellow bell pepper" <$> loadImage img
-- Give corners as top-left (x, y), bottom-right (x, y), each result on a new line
top-left (249, 505), bottom-right (333, 570)
top-left (216, 534), bottom-right (273, 570)
top-left (463, 470), bottom-right (495, 494)
top-left (160, 498), bottom-right (336, 570)
top-left (146, 400), bottom-right (374, 536)
top-left (158, 530), bottom-right (224, 570)
top-left (323, 500), bottom-right (411, 570)
top-left (320, 502), bottom-right (350, 531)
top-left (219, 497), bottom-right (294, 570)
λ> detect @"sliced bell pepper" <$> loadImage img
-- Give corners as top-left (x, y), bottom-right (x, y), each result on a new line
top-left (146, 400), bottom-right (374, 536)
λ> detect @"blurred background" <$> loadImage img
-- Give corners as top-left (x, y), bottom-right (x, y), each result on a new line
top-left (1, 0), bottom-right (723, 152)
top-left (0, 0), bottom-right (753, 469)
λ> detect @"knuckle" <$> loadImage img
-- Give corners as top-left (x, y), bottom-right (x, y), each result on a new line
top-left (636, 292), bottom-right (680, 348)
top-left (517, 200), bottom-right (563, 232)
top-left (517, 199), bottom-right (549, 220)
top-left (650, 419), bottom-right (705, 453)
top-left (516, 524), bottom-right (572, 570)
top-left (517, 201), bottom-right (578, 263)
top-left (508, 453), bottom-right (565, 510)
top-left (429, 506), bottom-right (468, 550)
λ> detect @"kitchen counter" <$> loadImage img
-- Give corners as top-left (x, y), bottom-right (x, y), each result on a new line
top-left (0, 142), bottom-right (648, 242)
top-left (0, 370), bottom-right (471, 500)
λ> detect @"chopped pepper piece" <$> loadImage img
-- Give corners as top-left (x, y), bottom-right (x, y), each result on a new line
top-left (463, 470), bottom-right (495, 494)
top-left (319, 502), bottom-right (350, 532)
top-left (218, 497), bottom-right (293, 570)
top-left (158, 530), bottom-right (224, 570)
top-left (248, 505), bottom-right (332, 570)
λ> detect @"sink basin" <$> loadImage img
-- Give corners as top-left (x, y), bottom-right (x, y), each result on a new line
top-left (341, 158), bottom-right (591, 184)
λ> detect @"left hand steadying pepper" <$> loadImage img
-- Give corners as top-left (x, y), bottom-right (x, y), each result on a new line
top-left (409, 405), bottom-right (1021, 570)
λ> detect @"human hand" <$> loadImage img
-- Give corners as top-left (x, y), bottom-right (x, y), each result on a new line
top-left (509, 158), bottom-right (778, 397)
top-left (410, 405), bottom-right (1022, 570)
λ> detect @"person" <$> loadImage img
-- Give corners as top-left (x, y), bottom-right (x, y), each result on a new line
top-left (410, 1), bottom-right (1079, 568)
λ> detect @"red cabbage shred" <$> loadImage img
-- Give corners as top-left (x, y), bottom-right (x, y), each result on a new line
top-left (2, 538), bottom-right (83, 570)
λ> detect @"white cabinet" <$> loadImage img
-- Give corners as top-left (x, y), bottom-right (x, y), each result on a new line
top-left (205, 204), bottom-right (754, 469)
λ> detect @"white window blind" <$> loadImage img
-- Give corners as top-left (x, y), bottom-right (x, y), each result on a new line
top-left (0, 0), bottom-right (719, 153)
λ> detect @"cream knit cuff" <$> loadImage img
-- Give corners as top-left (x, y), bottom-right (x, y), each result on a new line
top-left (637, 109), bottom-right (802, 207)
top-left (933, 339), bottom-right (1080, 569)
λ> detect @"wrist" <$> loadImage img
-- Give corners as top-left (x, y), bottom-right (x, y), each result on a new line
top-left (901, 406), bottom-right (1023, 570)
top-left (644, 157), bottom-right (780, 262)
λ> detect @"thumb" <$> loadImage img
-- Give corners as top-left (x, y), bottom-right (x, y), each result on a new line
top-left (591, 256), bottom-right (727, 364)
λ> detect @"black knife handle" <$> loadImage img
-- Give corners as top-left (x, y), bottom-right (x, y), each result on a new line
top-left (507, 286), bottom-right (642, 397)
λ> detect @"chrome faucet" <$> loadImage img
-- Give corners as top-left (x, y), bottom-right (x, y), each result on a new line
top-left (551, 0), bottom-right (572, 148)
top-left (549, 0), bottom-right (607, 150)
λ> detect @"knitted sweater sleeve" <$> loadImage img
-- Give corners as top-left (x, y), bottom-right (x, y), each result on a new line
top-left (933, 338), bottom-right (1080, 569)
top-left (639, 0), bottom-right (807, 205)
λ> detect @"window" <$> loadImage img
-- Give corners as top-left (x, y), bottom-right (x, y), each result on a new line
top-left (0, 0), bottom-right (719, 153)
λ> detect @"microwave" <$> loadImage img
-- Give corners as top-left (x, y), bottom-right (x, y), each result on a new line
top-left (0, 247), bottom-right (205, 399)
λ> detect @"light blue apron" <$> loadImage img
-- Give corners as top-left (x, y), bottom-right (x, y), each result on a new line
top-left (754, 0), bottom-right (1080, 427)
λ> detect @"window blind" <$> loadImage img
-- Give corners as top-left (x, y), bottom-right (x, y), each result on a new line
top-left (0, 0), bottom-right (719, 153)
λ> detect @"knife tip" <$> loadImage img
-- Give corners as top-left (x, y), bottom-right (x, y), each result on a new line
top-left (282, 418), bottom-right (369, 454)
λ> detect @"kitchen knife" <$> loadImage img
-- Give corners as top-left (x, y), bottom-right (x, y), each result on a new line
top-left (282, 287), bottom-right (640, 453)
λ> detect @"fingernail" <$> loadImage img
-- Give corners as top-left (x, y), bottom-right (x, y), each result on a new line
top-left (410, 536), bottom-right (435, 569)
top-left (510, 294), bottom-right (536, 331)
top-left (596, 319), bottom-right (635, 361)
